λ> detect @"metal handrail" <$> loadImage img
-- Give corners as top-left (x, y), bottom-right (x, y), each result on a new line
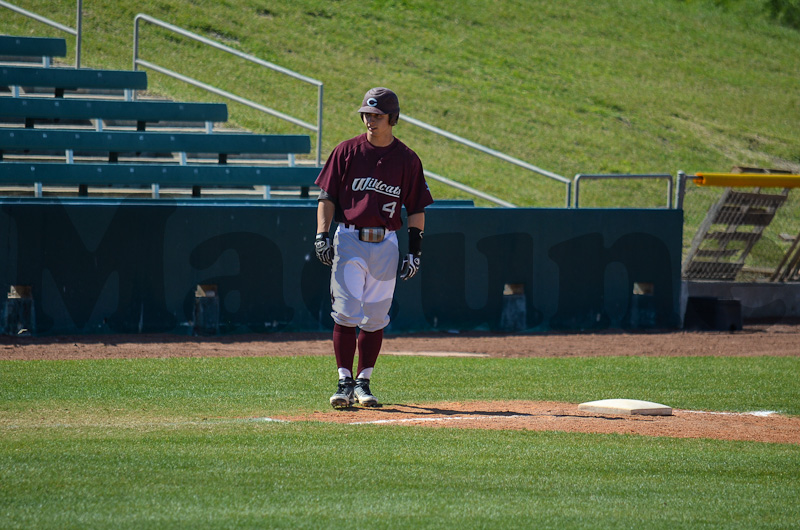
top-left (401, 114), bottom-right (572, 208)
top-left (573, 173), bottom-right (674, 209)
top-left (133, 14), bottom-right (323, 165)
top-left (0, 0), bottom-right (82, 68)
top-left (423, 169), bottom-right (516, 208)
top-left (675, 170), bottom-right (690, 210)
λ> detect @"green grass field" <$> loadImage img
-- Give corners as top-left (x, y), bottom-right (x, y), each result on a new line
top-left (2, 355), bottom-right (799, 528)
top-left (2, 3), bottom-right (800, 527)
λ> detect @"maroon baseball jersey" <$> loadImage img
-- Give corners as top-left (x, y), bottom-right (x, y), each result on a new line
top-left (315, 133), bottom-right (434, 231)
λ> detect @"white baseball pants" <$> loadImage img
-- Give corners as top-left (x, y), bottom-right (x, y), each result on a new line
top-left (330, 225), bottom-right (398, 332)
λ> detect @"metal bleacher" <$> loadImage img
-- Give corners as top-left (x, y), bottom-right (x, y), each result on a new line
top-left (0, 97), bottom-right (229, 129)
top-left (0, 35), bottom-right (319, 199)
top-left (1, 64), bottom-right (147, 97)
top-left (0, 35), bottom-right (66, 65)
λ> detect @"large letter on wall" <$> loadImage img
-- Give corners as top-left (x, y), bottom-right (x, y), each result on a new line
top-left (421, 232), bottom-right (540, 330)
top-left (3, 202), bottom-right (176, 333)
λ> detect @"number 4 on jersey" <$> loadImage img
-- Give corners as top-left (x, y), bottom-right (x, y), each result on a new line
top-left (382, 202), bottom-right (397, 218)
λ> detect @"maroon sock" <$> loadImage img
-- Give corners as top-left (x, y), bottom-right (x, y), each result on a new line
top-left (333, 324), bottom-right (357, 377)
top-left (357, 328), bottom-right (383, 377)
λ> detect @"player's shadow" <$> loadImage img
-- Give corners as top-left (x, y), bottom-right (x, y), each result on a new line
top-left (370, 404), bottom-right (633, 422)
top-left (373, 403), bottom-right (535, 418)
top-left (552, 414), bottom-right (627, 421)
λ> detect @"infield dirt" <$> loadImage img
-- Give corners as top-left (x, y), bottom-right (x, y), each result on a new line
top-left (3, 322), bottom-right (799, 444)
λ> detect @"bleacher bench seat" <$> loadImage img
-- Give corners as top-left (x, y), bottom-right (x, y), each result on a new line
top-left (0, 96), bottom-right (228, 129)
top-left (0, 35), bottom-right (67, 58)
top-left (0, 129), bottom-right (311, 159)
top-left (0, 161), bottom-right (320, 190)
top-left (1, 65), bottom-right (148, 97)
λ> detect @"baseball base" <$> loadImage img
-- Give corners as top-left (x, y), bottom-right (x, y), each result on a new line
top-left (578, 398), bottom-right (673, 416)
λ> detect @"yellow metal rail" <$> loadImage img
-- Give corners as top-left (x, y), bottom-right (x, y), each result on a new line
top-left (694, 172), bottom-right (800, 188)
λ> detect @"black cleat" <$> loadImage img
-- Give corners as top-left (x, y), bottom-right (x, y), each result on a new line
top-left (330, 377), bottom-right (355, 408)
top-left (354, 378), bottom-right (379, 407)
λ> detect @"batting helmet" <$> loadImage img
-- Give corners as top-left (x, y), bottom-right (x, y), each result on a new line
top-left (358, 87), bottom-right (400, 125)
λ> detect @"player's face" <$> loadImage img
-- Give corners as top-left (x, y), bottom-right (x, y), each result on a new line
top-left (362, 112), bottom-right (391, 139)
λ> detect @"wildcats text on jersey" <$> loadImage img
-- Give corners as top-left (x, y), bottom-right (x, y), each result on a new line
top-left (351, 177), bottom-right (401, 198)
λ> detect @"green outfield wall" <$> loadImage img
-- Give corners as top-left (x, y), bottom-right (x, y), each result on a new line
top-left (0, 199), bottom-right (682, 335)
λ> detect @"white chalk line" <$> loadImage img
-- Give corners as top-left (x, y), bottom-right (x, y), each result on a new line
top-left (678, 410), bottom-right (779, 417)
top-left (350, 410), bottom-right (784, 425)
top-left (205, 417), bottom-right (289, 424)
top-left (1, 417), bottom-right (290, 430)
top-left (348, 414), bottom-right (527, 425)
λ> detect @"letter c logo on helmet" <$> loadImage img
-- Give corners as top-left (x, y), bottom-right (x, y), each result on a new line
top-left (367, 98), bottom-right (378, 107)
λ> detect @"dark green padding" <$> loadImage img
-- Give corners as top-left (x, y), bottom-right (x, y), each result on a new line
top-left (0, 200), bottom-right (683, 335)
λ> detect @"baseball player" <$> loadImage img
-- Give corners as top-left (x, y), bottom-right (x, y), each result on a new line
top-left (314, 87), bottom-right (434, 408)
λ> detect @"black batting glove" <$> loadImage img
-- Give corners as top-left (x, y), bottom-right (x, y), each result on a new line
top-left (400, 227), bottom-right (423, 280)
top-left (399, 253), bottom-right (420, 280)
top-left (314, 233), bottom-right (333, 266)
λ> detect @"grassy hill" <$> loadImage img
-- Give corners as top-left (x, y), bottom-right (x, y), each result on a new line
top-left (3, 0), bottom-right (800, 211)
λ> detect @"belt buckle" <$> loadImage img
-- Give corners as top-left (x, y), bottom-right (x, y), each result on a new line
top-left (359, 227), bottom-right (385, 243)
